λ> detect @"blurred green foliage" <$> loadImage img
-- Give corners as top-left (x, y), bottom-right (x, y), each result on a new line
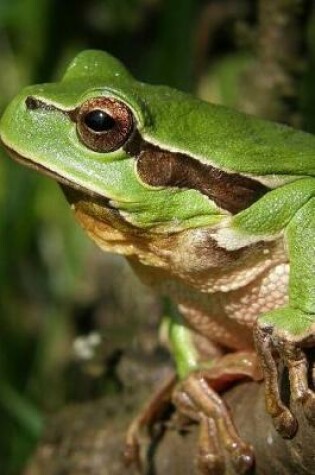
top-left (0, 1), bottom-right (314, 474)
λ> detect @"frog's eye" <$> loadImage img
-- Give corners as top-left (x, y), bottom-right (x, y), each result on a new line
top-left (76, 97), bottom-right (134, 152)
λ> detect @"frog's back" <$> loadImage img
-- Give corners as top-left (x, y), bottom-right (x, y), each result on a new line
top-left (141, 84), bottom-right (315, 180)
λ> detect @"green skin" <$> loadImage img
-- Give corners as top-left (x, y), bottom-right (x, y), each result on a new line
top-left (0, 50), bottom-right (314, 469)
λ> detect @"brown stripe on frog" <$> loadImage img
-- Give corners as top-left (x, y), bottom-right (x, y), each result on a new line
top-left (124, 131), bottom-right (269, 215)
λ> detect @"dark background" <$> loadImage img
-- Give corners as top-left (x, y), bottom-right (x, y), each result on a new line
top-left (0, 1), bottom-right (315, 473)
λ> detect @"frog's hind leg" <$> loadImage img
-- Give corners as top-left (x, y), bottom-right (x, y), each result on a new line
top-left (124, 351), bottom-right (260, 474)
top-left (124, 372), bottom-right (176, 469)
top-left (172, 351), bottom-right (260, 475)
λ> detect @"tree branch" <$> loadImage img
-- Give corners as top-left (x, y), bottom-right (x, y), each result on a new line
top-left (24, 377), bottom-right (315, 475)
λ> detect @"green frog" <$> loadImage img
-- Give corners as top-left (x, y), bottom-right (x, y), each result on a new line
top-left (1, 50), bottom-right (314, 474)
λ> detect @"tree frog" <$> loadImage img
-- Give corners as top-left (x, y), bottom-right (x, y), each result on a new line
top-left (0, 50), bottom-right (314, 474)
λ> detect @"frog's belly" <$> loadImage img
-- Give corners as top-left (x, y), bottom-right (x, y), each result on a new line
top-left (68, 197), bottom-right (289, 349)
top-left (178, 263), bottom-right (289, 350)
top-left (130, 259), bottom-right (289, 351)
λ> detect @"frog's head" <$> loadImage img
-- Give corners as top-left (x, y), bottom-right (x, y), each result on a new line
top-left (1, 50), bottom-right (229, 239)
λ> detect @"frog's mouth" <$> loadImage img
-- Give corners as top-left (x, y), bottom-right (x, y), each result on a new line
top-left (1, 139), bottom-right (141, 236)
top-left (1, 140), bottom-right (114, 206)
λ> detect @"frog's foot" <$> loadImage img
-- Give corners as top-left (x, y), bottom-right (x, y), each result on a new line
top-left (124, 373), bottom-right (176, 469)
top-left (172, 351), bottom-right (259, 475)
top-left (254, 307), bottom-right (315, 439)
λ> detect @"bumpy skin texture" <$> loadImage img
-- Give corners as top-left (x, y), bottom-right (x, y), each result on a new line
top-left (0, 50), bottom-right (314, 473)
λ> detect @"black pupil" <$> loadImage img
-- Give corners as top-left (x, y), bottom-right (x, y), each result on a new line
top-left (84, 109), bottom-right (116, 132)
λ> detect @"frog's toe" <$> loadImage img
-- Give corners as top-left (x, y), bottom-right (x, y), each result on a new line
top-left (197, 450), bottom-right (225, 475)
top-left (196, 414), bottom-right (254, 475)
top-left (279, 342), bottom-right (315, 424)
top-left (197, 416), bottom-right (225, 475)
top-left (123, 439), bottom-right (141, 469)
top-left (302, 390), bottom-right (315, 422)
top-left (273, 408), bottom-right (297, 438)
top-left (227, 441), bottom-right (254, 474)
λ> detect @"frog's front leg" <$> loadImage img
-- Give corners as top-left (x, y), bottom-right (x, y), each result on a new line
top-left (254, 314), bottom-right (315, 437)
top-left (254, 197), bottom-right (315, 438)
